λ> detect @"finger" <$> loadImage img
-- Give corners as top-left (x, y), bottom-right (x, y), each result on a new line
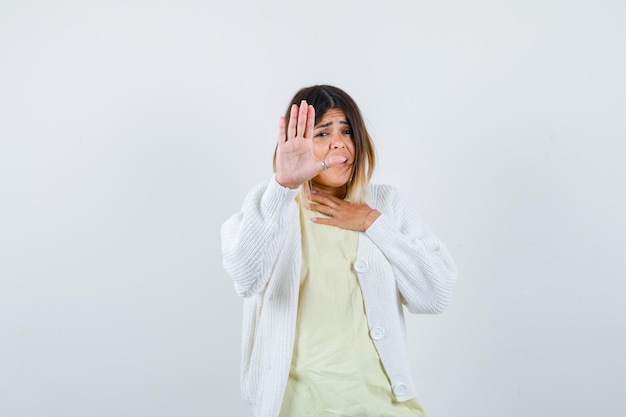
top-left (278, 116), bottom-right (286, 143)
top-left (310, 217), bottom-right (333, 226)
top-left (305, 105), bottom-right (315, 138)
top-left (287, 104), bottom-right (298, 140)
top-left (314, 154), bottom-right (350, 174)
top-left (326, 154), bottom-right (350, 167)
top-left (296, 100), bottom-right (308, 138)
top-left (308, 202), bottom-right (335, 215)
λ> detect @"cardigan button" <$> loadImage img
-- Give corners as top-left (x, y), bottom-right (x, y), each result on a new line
top-left (370, 327), bottom-right (385, 340)
top-left (354, 259), bottom-right (369, 273)
top-left (393, 383), bottom-right (407, 396)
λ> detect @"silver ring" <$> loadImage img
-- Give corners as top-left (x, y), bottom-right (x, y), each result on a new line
top-left (321, 160), bottom-right (328, 170)
top-left (328, 207), bottom-right (333, 218)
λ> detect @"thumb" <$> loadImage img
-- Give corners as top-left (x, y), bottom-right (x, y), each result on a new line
top-left (319, 155), bottom-right (349, 171)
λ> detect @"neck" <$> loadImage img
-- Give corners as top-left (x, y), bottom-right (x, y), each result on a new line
top-left (310, 181), bottom-right (348, 199)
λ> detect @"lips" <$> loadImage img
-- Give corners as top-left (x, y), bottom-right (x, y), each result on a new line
top-left (330, 152), bottom-right (351, 166)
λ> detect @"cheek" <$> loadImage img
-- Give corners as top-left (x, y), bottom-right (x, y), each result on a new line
top-left (347, 140), bottom-right (356, 155)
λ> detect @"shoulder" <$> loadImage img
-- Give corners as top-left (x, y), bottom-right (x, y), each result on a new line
top-left (367, 183), bottom-right (403, 205)
top-left (366, 183), bottom-right (420, 226)
top-left (242, 175), bottom-right (301, 204)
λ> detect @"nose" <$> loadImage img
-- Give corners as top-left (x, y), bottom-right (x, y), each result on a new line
top-left (330, 132), bottom-right (346, 149)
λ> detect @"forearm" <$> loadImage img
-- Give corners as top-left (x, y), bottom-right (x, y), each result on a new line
top-left (365, 212), bottom-right (457, 314)
top-left (221, 176), bottom-right (301, 296)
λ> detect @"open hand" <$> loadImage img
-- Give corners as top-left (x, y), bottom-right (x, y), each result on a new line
top-left (275, 100), bottom-right (349, 189)
top-left (307, 188), bottom-right (381, 232)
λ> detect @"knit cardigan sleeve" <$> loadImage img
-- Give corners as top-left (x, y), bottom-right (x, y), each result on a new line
top-left (365, 184), bottom-right (457, 314)
top-left (221, 175), bottom-right (301, 297)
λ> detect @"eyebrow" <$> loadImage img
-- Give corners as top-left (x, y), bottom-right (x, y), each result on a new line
top-left (315, 120), bottom-right (351, 129)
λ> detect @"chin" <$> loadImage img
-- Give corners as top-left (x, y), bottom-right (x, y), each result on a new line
top-left (317, 173), bottom-right (350, 188)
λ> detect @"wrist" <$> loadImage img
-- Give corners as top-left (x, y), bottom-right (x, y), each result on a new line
top-left (274, 174), bottom-right (300, 190)
top-left (362, 209), bottom-right (381, 232)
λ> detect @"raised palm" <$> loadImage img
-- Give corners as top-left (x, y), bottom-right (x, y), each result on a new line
top-left (275, 100), bottom-right (344, 189)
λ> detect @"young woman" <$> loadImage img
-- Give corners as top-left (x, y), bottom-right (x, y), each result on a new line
top-left (221, 85), bottom-right (457, 417)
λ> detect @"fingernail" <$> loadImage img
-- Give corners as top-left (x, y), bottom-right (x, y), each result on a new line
top-left (310, 189), bottom-right (317, 194)
top-left (310, 217), bottom-right (318, 222)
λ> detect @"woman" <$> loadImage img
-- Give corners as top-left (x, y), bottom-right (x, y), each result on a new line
top-left (221, 85), bottom-right (457, 417)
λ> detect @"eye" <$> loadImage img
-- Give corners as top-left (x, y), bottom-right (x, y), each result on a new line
top-left (315, 131), bottom-right (329, 138)
top-left (343, 129), bottom-right (353, 136)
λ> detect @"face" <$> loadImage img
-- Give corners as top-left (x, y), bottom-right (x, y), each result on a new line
top-left (310, 108), bottom-right (356, 194)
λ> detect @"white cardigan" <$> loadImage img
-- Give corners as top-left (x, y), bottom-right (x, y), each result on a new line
top-left (221, 176), bottom-right (457, 417)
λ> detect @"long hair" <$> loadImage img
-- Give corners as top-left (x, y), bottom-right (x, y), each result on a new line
top-left (273, 85), bottom-right (376, 203)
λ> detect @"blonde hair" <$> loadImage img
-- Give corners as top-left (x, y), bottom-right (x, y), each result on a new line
top-left (273, 85), bottom-right (376, 203)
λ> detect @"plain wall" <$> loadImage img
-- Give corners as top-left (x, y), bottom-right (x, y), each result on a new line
top-left (1, 1), bottom-right (625, 416)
